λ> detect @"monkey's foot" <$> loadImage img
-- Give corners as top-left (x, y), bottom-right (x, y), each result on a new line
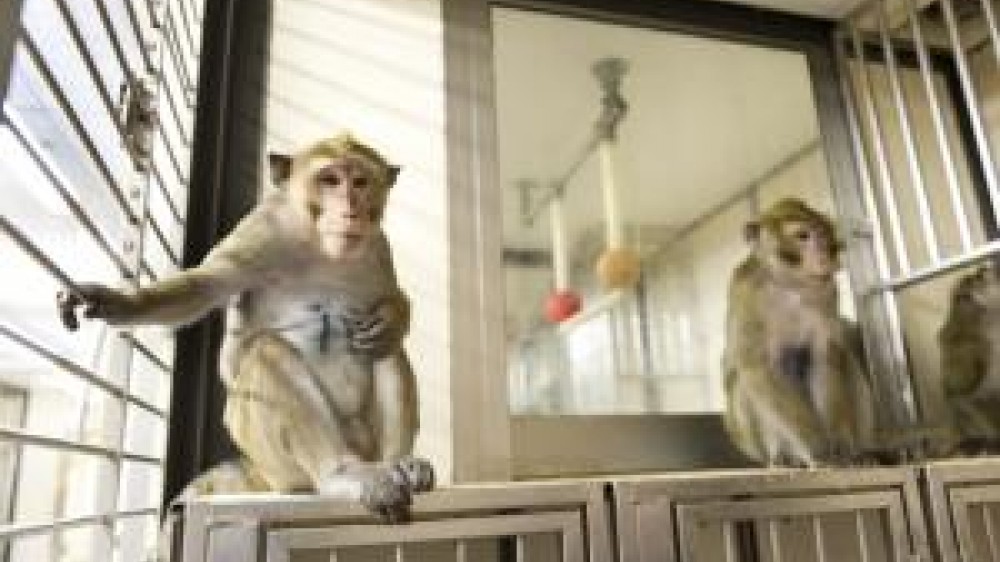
top-left (393, 456), bottom-right (435, 494)
top-left (360, 468), bottom-right (412, 524)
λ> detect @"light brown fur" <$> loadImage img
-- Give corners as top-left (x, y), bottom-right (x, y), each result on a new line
top-left (722, 199), bottom-right (873, 467)
top-left (58, 133), bottom-right (433, 522)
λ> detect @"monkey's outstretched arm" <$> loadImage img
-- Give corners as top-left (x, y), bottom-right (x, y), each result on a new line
top-left (58, 209), bottom-right (284, 330)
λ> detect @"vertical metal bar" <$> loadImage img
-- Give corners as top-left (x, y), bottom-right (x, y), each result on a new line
top-left (722, 521), bottom-right (739, 562)
top-left (812, 515), bottom-right (827, 562)
top-left (837, 28), bottom-right (918, 421)
top-left (768, 519), bottom-right (784, 562)
top-left (855, 511), bottom-right (871, 562)
top-left (977, 0), bottom-right (1000, 70)
top-left (849, 23), bottom-right (913, 272)
top-left (904, 0), bottom-right (974, 251)
top-left (327, 550), bottom-right (338, 562)
top-left (0, 0), bottom-right (25, 107)
top-left (983, 504), bottom-right (998, 560)
top-left (877, 0), bottom-right (941, 262)
top-left (394, 543), bottom-right (405, 562)
top-left (940, 0), bottom-right (1000, 224)
top-left (515, 534), bottom-right (527, 562)
top-left (455, 540), bottom-right (468, 562)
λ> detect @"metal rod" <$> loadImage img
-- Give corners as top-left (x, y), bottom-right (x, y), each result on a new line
top-left (122, 331), bottom-right (172, 374)
top-left (146, 210), bottom-right (181, 265)
top-left (174, 0), bottom-right (198, 58)
top-left (19, 31), bottom-right (138, 225)
top-left (767, 519), bottom-right (784, 562)
top-left (161, 66), bottom-right (192, 145)
top-left (722, 521), bottom-right (739, 562)
top-left (5, 109), bottom-right (130, 274)
top-left (877, 0), bottom-right (941, 263)
top-left (904, 0), bottom-right (974, 252)
top-left (873, 237), bottom-right (1000, 292)
top-left (940, 0), bottom-right (1000, 225)
top-left (89, 0), bottom-right (131, 78)
top-left (0, 215), bottom-right (80, 292)
top-left (515, 534), bottom-right (526, 562)
top-left (122, 0), bottom-right (154, 73)
top-left (524, 136), bottom-right (599, 225)
top-left (151, 164), bottom-right (184, 224)
top-left (850, 23), bottom-right (913, 273)
top-left (812, 515), bottom-right (827, 562)
top-left (855, 511), bottom-right (871, 562)
top-left (162, 9), bottom-right (194, 101)
top-left (978, 0), bottom-right (1000, 70)
top-left (394, 544), bottom-right (405, 562)
top-left (49, 0), bottom-right (125, 138)
top-left (328, 551), bottom-right (338, 562)
top-left (984, 504), bottom-right (999, 560)
top-left (836, 28), bottom-right (918, 424)
top-left (0, 507), bottom-right (156, 540)
top-left (0, 426), bottom-right (161, 465)
top-left (157, 123), bottom-right (188, 186)
top-left (455, 540), bottom-right (468, 562)
top-left (0, 322), bottom-right (167, 420)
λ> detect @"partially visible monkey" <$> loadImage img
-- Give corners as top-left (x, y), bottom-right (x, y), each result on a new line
top-left (939, 262), bottom-right (1000, 453)
top-left (58, 133), bottom-right (434, 522)
top-left (722, 198), bottom-right (874, 467)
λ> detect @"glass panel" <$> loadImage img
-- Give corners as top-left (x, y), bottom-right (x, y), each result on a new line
top-left (495, 8), bottom-right (849, 418)
top-left (113, 513), bottom-right (158, 562)
top-left (122, 403), bottom-right (166, 459)
top-left (117, 461), bottom-right (161, 512)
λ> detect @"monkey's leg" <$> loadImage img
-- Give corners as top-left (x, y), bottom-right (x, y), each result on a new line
top-left (225, 336), bottom-right (411, 520)
top-left (371, 351), bottom-right (434, 494)
top-left (740, 366), bottom-right (826, 467)
top-left (809, 351), bottom-right (859, 462)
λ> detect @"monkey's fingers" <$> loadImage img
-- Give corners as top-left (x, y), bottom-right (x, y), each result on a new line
top-left (56, 290), bottom-right (83, 331)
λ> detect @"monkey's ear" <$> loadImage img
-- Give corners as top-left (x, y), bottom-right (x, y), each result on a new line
top-left (387, 165), bottom-right (402, 187)
top-left (743, 221), bottom-right (761, 242)
top-left (268, 153), bottom-right (293, 186)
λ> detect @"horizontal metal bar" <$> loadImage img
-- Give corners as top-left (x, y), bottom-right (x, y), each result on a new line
top-left (19, 31), bottom-right (138, 225)
top-left (89, 0), bottom-right (132, 79)
top-left (49, 0), bottom-right (124, 138)
top-left (150, 164), bottom-right (184, 224)
top-left (146, 210), bottom-right (181, 265)
top-left (122, 331), bottom-right (172, 374)
top-left (160, 62), bottom-right (192, 145)
top-left (5, 109), bottom-right (131, 274)
top-left (0, 507), bottom-right (157, 541)
top-left (157, 121), bottom-right (188, 185)
top-left (0, 426), bottom-right (161, 465)
top-left (123, 0), bottom-right (154, 73)
top-left (0, 214), bottom-right (80, 293)
top-left (871, 238), bottom-right (1000, 293)
top-left (0, 322), bottom-right (167, 420)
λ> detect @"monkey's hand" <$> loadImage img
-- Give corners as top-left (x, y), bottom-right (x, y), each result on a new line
top-left (361, 465), bottom-right (413, 524)
top-left (393, 456), bottom-right (435, 494)
top-left (349, 293), bottom-right (410, 358)
top-left (57, 284), bottom-right (140, 331)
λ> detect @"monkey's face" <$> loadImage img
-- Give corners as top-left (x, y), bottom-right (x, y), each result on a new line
top-left (761, 220), bottom-right (840, 284)
top-left (968, 266), bottom-right (1000, 308)
top-left (294, 155), bottom-right (388, 258)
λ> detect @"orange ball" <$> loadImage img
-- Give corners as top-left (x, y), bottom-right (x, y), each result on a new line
top-left (595, 248), bottom-right (641, 289)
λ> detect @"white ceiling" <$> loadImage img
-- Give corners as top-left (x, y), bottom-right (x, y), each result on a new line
top-left (493, 7), bottom-right (825, 250)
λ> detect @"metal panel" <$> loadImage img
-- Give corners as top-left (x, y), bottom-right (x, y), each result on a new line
top-left (613, 467), bottom-right (930, 562)
top-left (924, 459), bottom-right (1000, 562)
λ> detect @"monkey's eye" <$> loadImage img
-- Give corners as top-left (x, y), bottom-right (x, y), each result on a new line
top-left (793, 230), bottom-right (811, 242)
top-left (317, 174), bottom-right (342, 187)
top-left (353, 176), bottom-right (369, 189)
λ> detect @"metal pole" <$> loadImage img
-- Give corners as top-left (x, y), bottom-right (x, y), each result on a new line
top-left (877, 0), bottom-right (941, 263)
top-left (0, 0), bottom-right (24, 112)
top-left (904, 0), bottom-right (974, 252)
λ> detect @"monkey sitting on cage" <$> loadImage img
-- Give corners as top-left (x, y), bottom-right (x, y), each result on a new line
top-left (57, 133), bottom-right (434, 523)
top-left (939, 262), bottom-right (1000, 454)
top-left (722, 198), bottom-right (875, 467)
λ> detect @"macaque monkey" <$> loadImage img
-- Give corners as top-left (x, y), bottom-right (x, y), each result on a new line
top-left (57, 133), bottom-right (434, 522)
top-left (722, 198), bottom-right (873, 467)
top-left (939, 262), bottom-right (1000, 452)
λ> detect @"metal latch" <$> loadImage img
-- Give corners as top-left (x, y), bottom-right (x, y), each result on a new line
top-left (119, 77), bottom-right (157, 172)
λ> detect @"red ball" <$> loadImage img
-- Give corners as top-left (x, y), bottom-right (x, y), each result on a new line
top-left (544, 290), bottom-right (582, 323)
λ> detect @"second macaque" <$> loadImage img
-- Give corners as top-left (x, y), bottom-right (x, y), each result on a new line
top-left (939, 262), bottom-right (1000, 453)
top-left (58, 133), bottom-right (433, 522)
top-left (722, 198), bottom-right (874, 467)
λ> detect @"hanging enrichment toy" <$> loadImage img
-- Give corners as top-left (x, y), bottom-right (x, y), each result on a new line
top-left (544, 191), bottom-right (582, 323)
top-left (591, 57), bottom-right (640, 290)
